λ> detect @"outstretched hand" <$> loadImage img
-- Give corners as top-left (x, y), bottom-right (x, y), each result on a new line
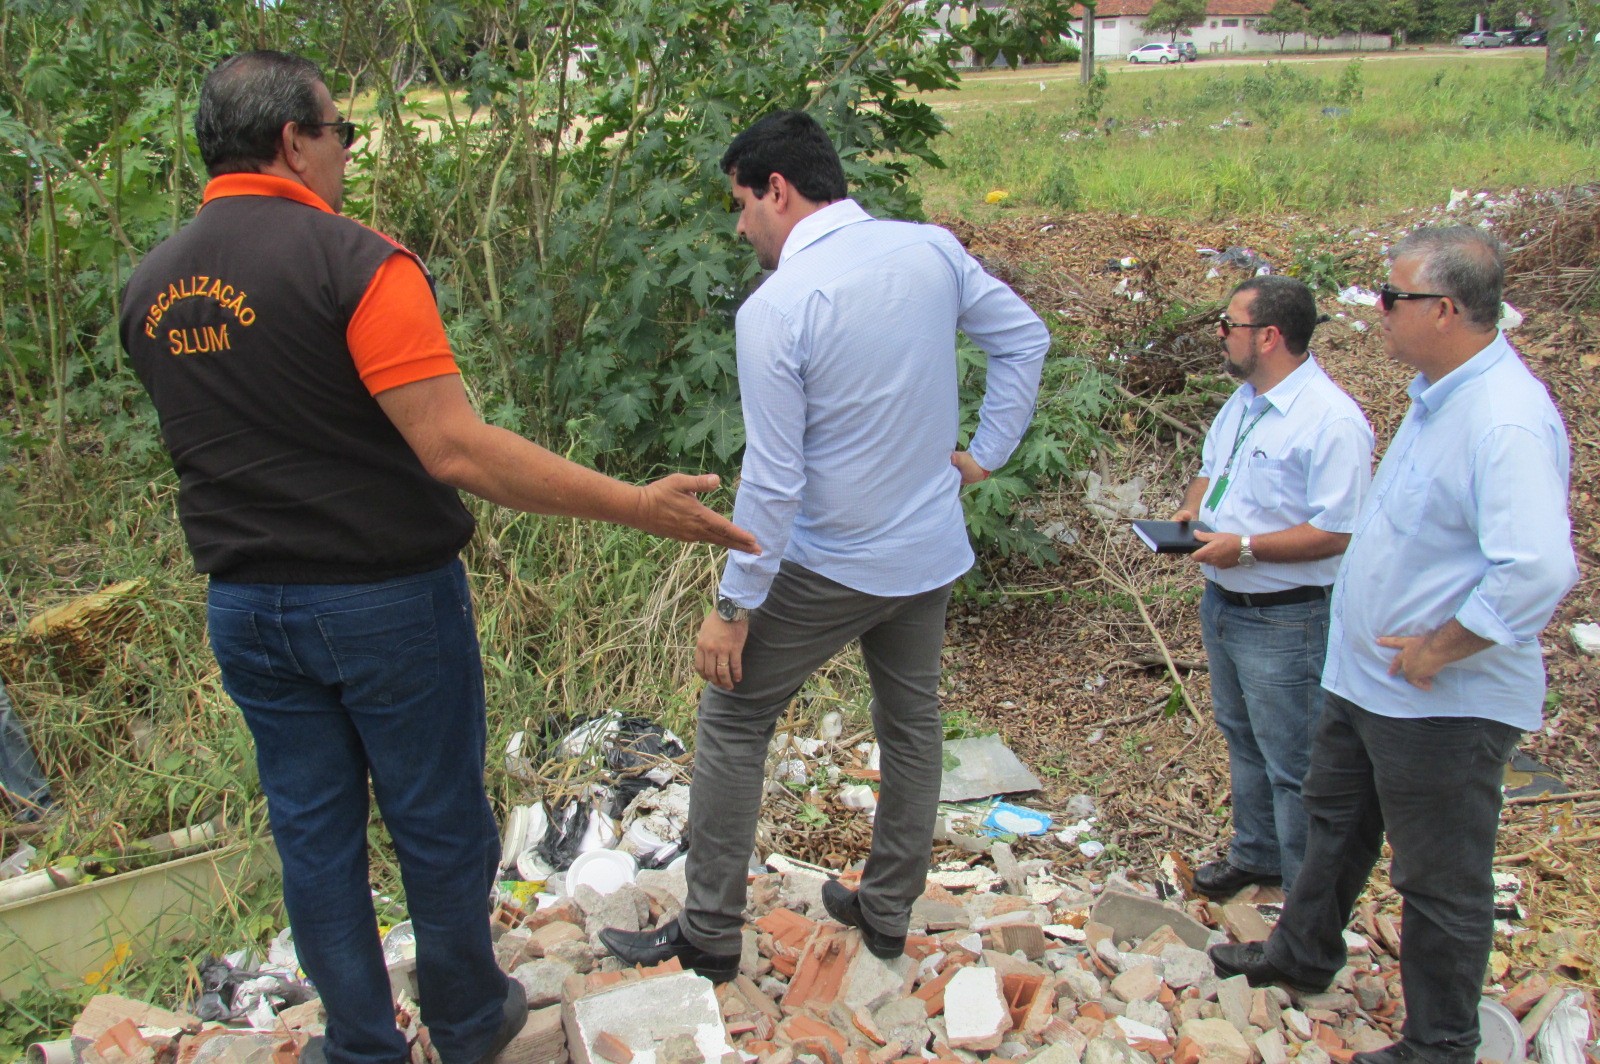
top-left (635, 474), bottom-right (760, 554)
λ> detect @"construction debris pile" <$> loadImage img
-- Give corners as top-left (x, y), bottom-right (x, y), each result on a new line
top-left (50, 849), bottom-right (1597, 1064)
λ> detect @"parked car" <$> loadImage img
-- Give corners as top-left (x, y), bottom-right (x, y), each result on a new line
top-left (1127, 42), bottom-right (1183, 63)
top-left (1495, 29), bottom-right (1531, 44)
top-left (1177, 41), bottom-right (1199, 61)
top-left (1519, 29), bottom-right (1547, 46)
top-left (1457, 31), bottom-right (1503, 47)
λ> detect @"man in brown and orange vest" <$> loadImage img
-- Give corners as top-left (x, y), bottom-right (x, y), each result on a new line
top-left (120, 50), bottom-right (755, 1064)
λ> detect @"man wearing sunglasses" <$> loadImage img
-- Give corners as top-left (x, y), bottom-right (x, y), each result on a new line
top-left (1210, 227), bottom-right (1576, 1064)
top-left (1172, 275), bottom-right (1373, 902)
top-left (119, 51), bottom-right (756, 1064)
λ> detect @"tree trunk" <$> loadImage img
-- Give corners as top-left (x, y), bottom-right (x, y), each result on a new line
top-left (1082, 7), bottom-right (1096, 85)
top-left (1545, 0), bottom-right (1572, 83)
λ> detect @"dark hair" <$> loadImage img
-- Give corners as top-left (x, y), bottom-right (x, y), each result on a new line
top-left (720, 111), bottom-right (847, 203)
top-left (1390, 226), bottom-right (1505, 329)
top-left (1233, 275), bottom-right (1318, 355)
top-left (195, 51), bottom-right (326, 177)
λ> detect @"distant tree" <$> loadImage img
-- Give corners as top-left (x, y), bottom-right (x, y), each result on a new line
top-left (1305, 0), bottom-right (1348, 48)
top-left (1384, 0), bottom-right (1424, 44)
top-left (1141, 0), bottom-right (1207, 41)
top-left (1344, 0), bottom-right (1392, 46)
top-left (1259, 0), bottom-right (1309, 49)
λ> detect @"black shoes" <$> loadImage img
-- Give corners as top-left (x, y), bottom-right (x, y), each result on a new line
top-left (1193, 859), bottom-right (1282, 899)
top-left (597, 918), bottom-right (740, 983)
top-left (1351, 1040), bottom-right (1477, 1064)
top-left (1207, 941), bottom-right (1330, 996)
top-left (822, 880), bottom-right (906, 960)
top-left (474, 978), bottom-right (531, 1064)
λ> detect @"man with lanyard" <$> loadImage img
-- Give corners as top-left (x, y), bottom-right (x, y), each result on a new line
top-left (600, 110), bottom-right (1048, 978)
top-left (119, 52), bottom-right (755, 1064)
top-left (1209, 227), bottom-right (1576, 1064)
top-left (1174, 275), bottom-right (1372, 900)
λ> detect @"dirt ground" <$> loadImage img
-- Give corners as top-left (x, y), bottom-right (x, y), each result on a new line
top-left (918, 190), bottom-right (1600, 985)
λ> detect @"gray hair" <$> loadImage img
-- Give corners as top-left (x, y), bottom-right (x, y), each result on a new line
top-left (195, 51), bottom-right (325, 177)
top-left (1389, 226), bottom-right (1505, 329)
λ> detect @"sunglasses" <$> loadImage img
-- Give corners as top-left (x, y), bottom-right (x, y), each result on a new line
top-left (1378, 283), bottom-right (1449, 312)
top-left (304, 120), bottom-right (359, 149)
top-left (1217, 313), bottom-right (1271, 337)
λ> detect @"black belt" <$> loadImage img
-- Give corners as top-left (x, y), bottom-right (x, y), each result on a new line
top-left (1209, 582), bottom-right (1331, 608)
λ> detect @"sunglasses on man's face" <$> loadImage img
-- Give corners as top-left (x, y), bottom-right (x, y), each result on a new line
top-left (1377, 283), bottom-right (1449, 313)
top-left (304, 120), bottom-right (359, 149)
top-left (1217, 313), bottom-right (1270, 337)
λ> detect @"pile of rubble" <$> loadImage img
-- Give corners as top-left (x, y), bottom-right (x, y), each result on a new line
top-left (54, 843), bottom-right (1597, 1064)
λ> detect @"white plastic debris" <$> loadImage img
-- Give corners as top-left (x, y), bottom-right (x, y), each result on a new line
top-left (1079, 840), bottom-right (1106, 858)
top-left (1571, 623), bottom-right (1600, 656)
top-left (504, 731), bottom-right (534, 778)
top-left (1498, 303), bottom-right (1524, 330)
top-left (1337, 285), bottom-right (1380, 307)
top-left (0, 843), bottom-right (35, 880)
top-left (1447, 189), bottom-right (1471, 211)
top-left (838, 784), bottom-right (878, 814)
top-left (1532, 989), bottom-right (1590, 1064)
top-left (817, 711), bottom-right (844, 740)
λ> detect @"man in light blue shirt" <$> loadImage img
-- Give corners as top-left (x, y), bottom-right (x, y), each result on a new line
top-left (1173, 276), bottom-right (1372, 900)
top-left (601, 111), bottom-right (1047, 979)
top-left (1210, 228), bottom-right (1577, 1064)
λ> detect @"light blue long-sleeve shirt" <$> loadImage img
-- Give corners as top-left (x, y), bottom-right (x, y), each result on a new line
top-left (719, 199), bottom-right (1048, 608)
top-left (1321, 333), bottom-right (1577, 731)
top-left (1197, 355), bottom-right (1374, 593)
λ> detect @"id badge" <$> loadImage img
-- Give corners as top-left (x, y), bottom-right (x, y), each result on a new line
top-left (1205, 474), bottom-right (1229, 510)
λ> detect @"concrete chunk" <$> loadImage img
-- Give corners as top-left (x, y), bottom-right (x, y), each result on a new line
top-left (945, 967), bottom-right (1011, 1051)
top-left (564, 971), bottom-right (731, 1064)
top-left (1090, 891), bottom-right (1214, 952)
top-left (1175, 1018), bottom-right (1251, 1064)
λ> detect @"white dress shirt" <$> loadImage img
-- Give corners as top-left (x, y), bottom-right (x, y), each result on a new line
top-left (719, 199), bottom-right (1049, 608)
top-left (1198, 355), bottom-right (1374, 593)
top-left (1322, 333), bottom-right (1577, 730)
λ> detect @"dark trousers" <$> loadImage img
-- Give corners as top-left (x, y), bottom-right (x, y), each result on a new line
top-left (208, 560), bottom-right (507, 1064)
top-left (1265, 693), bottom-right (1519, 1055)
top-left (681, 562), bottom-right (953, 954)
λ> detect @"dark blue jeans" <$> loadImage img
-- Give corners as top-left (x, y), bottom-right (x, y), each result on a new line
top-left (1200, 585), bottom-right (1329, 891)
top-left (0, 680), bottom-right (53, 819)
top-left (208, 561), bottom-right (506, 1064)
top-left (1265, 693), bottom-right (1520, 1058)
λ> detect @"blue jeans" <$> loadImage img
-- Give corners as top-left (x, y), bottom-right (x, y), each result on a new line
top-left (1200, 584), bottom-right (1329, 891)
top-left (208, 561), bottom-right (506, 1064)
top-left (1266, 694), bottom-right (1519, 1057)
top-left (0, 680), bottom-right (53, 819)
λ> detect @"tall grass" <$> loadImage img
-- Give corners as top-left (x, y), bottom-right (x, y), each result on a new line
top-left (916, 56), bottom-right (1600, 219)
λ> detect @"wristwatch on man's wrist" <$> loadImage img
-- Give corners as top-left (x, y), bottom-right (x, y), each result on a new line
top-left (1237, 535), bottom-right (1256, 568)
top-left (715, 596), bottom-right (749, 623)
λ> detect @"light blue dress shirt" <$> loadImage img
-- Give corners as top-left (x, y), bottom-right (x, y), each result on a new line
top-left (719, 199), bottom-right (1049, 608)
top-left (1197, 355), bottom-right (1374, 593)
top-left (1321, 333), bottom-right (1577, 731)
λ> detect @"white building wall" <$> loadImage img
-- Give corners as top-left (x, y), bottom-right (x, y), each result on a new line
top-left (1074, 15), bottom-right (1391, 57)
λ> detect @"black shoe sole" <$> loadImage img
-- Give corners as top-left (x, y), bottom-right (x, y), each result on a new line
top-left (1210, 950), bottom-right (1328, 996)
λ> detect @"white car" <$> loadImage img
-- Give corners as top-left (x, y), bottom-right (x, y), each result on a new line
top-left (1127, 43), bottom-right (1183, 64)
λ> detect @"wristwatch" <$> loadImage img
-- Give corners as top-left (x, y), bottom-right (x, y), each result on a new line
top-left (715, 596), bottom-right (749, 623)
top-left (1237, 535), bottom-right (1256, 568)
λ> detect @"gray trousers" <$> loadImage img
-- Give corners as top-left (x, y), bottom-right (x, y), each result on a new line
top-left (680, 561), bottom-right (953, 954)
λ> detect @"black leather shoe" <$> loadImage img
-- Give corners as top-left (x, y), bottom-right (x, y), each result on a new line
top-left (1352, 1040), bottom-right (1477, 1064)
top-left (1193, 858), bottom-right (1282, 899)
top-left (1207, 941), bottom-right (1329, 995)
top-left (822, 880), bottom-right (906, 960)
top-left (474, 978), bottom-right (531, 1064)
top-left (597, 918), bottom-right (740, 983)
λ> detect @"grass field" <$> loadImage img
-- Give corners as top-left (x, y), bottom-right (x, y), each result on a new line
top-left (912, 53), bottom-right (1599, 220)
